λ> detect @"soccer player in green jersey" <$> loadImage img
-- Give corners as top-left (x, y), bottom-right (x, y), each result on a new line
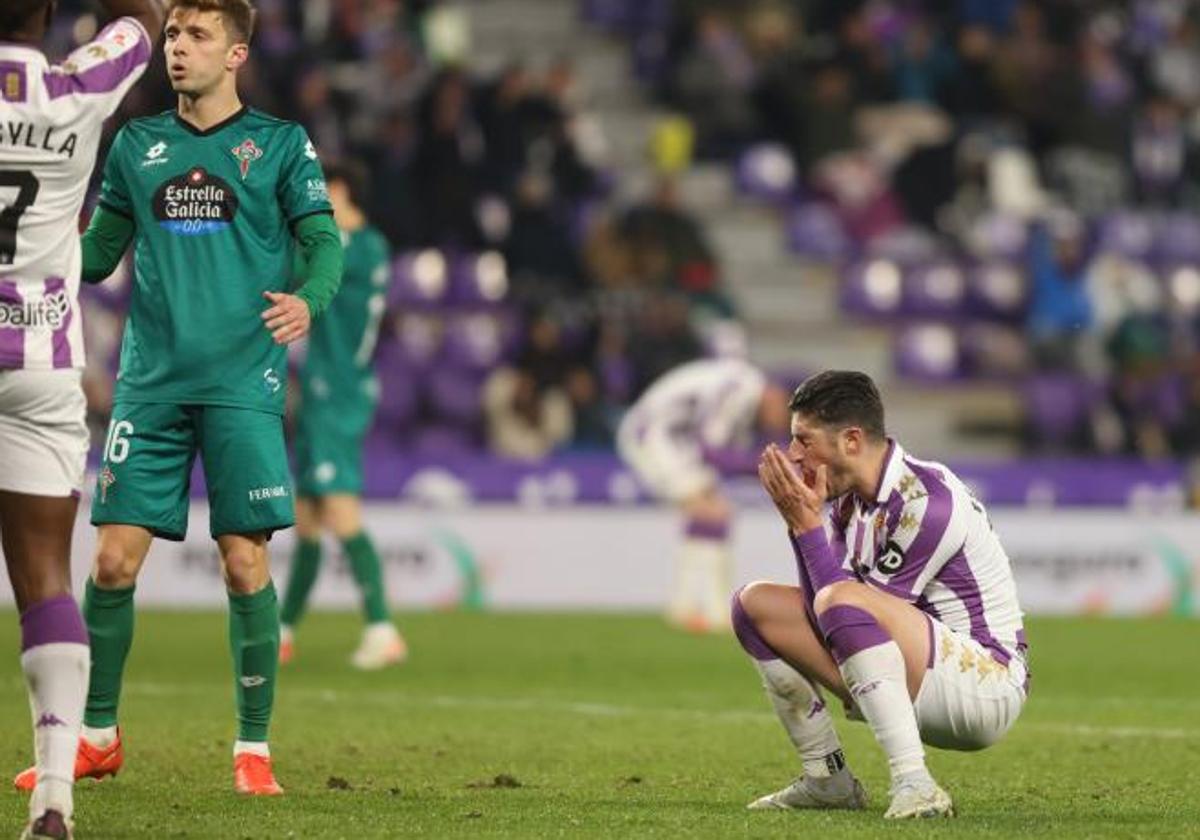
top-left (13, 0), bottom-right (343, 797)
top-left (278, 161), bottom-right (407, 670)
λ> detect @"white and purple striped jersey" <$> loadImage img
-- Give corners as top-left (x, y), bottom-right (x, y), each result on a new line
top-left (0, 17), bottom-right (151, 370)
top-left (621, 358), bottom-right (767, 455)
top-left (832, 440), bottom-right (1028, 666)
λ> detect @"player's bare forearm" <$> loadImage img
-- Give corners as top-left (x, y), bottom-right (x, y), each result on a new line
top-left (98, 0), bottom-right (165, 41)
top-left (261, 291), bottom-right (311, 345)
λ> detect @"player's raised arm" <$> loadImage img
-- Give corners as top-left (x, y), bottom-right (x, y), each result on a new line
top-left (98, 0), bottom-right (166, 44)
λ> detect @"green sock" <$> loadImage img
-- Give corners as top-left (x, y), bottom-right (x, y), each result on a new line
top-left (343, 531), bottom-right (389, 624)
top-left (279, 539), bottom-right (322, 627)
top-left (228, 582), bottom-right (280, 742)
top-left (82, 579), bottom-right (136, 729)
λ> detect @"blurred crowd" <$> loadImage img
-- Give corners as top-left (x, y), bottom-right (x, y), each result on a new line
top-left (54, 0), bottom-right (740, 460)
top-left (606, 0), bottom-right (1200, 459)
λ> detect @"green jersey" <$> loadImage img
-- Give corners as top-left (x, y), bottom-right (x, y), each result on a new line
top-left (98, 107), bottom-right (333, 414)
top-left (299, 225), bottom-right (390, 404)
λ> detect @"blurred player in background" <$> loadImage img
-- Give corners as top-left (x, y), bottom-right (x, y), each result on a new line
top-left (279, 161), bottom-right (407, 670)
top-left (734, 371), bottom-right (1028, 819)
top-left (617, 358), bottom-right (789, 632)
top-left (13, 0), bottom-right (343, 798)
top-left (0, 0), bottom-right (161, 835)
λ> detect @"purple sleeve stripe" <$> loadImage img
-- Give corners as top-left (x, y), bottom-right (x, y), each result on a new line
top-left (894, 459), bottom-right (956, 584)
top-left (44, 277), bottom-right (73, 369)
top-left (884, 489), bottom-right (905, 532)
top-left (0, 280), bottom-right (24, 367)
top-left (938, 549), bottom-right (1012, 665)
top-left (44, 27), bottom-right (150, 99)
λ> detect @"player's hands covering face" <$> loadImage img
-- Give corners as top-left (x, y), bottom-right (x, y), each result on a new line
top-left (758, 443), bottom-right (827, 534)
top-left (262, 291), bottom-right (311, 345)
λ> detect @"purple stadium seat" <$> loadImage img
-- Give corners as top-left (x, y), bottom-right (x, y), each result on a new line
top-left (441, 312), bottom-right (510, 372)
top-left (383, 312), bottom-right (444, 372)
top-left (579, 0), bottom-right (632, 29)
top-left (1153, 213), bottom-right (1200, 264)
top-left (632, 30), bottom-right (669, 84)
top-left (901, 260), bottom-right (967, 318)
top-left (427, 370), bottom-right (486, 427)
top-left (966, 261), bottom-right (1028, 320)
top-left (409, 425), bottom-right (477, 455)
top-left (599, 353), bottom-right (634, 404)
top-left (389, 249), bottom-right (449, 308)
top-left (840, 258), bottom-right (903, 319)
top-left (735, 143), bottom-right (797, 205)
top-left (960, 323), bottom-right (1031, 378)
top-left (786, 202), bottom-right (852, 260)
top-left (449, 251), bottom-right (509, 306)
top-left (1094, 211), bottom-right (1155, 260)
top-left (865, 226), bottom-right (944, 264)
top-left (893, 324), bottom-right (962, 381)
top-left (965, 212), bottom-right (1029, 261)
top-left (374, 363), bottom-right (421, 429)
top-left (1022, 374), bottom-right (1100, 448)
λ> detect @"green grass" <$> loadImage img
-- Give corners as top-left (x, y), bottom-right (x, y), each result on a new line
top-left (2, 612), bottom-right (1198, 838)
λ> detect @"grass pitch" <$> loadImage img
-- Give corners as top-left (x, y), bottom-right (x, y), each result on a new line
top-left (1, 611), bottom-right (1197, 838)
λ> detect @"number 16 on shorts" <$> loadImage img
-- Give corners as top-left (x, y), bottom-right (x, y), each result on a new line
top-left (97, 418), bottom-right (132, 504)
top-left (104, 419), bottom-right (134, 464)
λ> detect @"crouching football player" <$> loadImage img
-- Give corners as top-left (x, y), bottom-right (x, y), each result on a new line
top-left (734, 371), bottom-right (1029, 818)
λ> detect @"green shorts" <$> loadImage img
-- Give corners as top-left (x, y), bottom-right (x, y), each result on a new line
top-left (92, 402), bottom-right (295, 540)
top-left (292, 399), bottom-right (372, 498)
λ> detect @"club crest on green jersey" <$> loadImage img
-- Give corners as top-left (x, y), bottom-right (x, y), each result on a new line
top-left (231, 138), bottom-right (263, 179)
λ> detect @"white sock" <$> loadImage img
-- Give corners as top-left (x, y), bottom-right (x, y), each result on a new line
top-left (364, 621), bottom-right (396, 639)
top-left (670, 538), bottom-right (726, 622)
top-left (22, 642), bottom-right (89, 820)
top-left (837, 640), bottom-right (927, 783)
top-left (755, 659), bottom-right (846, 778)
top-left (81, 724), bottom-right (117, 747)
top-left (234, 740), bottom-right (270, 757)
top-left (698, 545), bottom-right (733, 629)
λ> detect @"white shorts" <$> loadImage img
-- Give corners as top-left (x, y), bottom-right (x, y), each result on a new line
top-left (913, 615), bottom-right (1027, 751)
top-left (616, 418), bottom-right (715, 503)
top-left (0, 369), bottom-right (88, 497)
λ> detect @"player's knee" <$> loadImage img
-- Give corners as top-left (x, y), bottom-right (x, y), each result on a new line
top-left (92, 544), bottom-right (142, 588)
top-left (731, 582), bottom-right (778, 661)
top-left (812, 580), bottom-right (871, 617)
top-left (221, 549), bottom-right (269, 594)
top-left (735, 580), bottom-right (776, 623)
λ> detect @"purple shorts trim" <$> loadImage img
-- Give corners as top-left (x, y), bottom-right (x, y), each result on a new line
top-left (924, 612), bottom-right (935, 670)
top-left (685, 517), bottom-right (729, 541)
top-left (730, 587), bottom-right (778, 661)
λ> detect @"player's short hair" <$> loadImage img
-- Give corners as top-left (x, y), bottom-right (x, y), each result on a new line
top-left (166, 0), bottom-right (256, 44)
top-left (322, 160), bottom-right (370, 210)
top-left (0, 0), bottom-right (49, 37)
top-left (789, 370), bottom-right (886, 440)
